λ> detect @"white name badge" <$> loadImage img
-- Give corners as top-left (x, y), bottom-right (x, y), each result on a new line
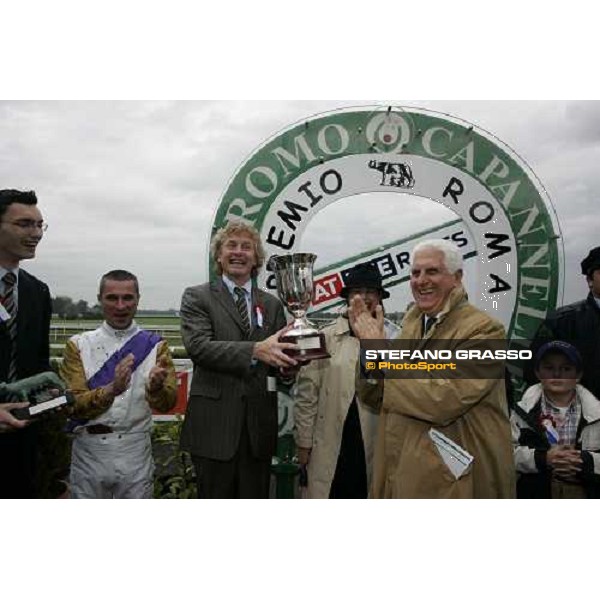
top-left (0, 303), bottom-right (11, 322)
top-left (267, 376), bottom-right (277, 392)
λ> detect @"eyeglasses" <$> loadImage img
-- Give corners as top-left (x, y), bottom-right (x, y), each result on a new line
top-left (3, 220), bottom-right (48, 232)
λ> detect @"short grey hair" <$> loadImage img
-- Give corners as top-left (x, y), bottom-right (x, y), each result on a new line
top-left (412, 239), bottom-right (463, 274)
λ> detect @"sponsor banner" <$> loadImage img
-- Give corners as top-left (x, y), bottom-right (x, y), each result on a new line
top-left (210, 105), bottom-right (564, 405)
top-left (212, 106), bottom-right (562, 344)
top-left (307, 218), bottom-right (476, 313)
top-left (152, 368), bottom-right (191, 420)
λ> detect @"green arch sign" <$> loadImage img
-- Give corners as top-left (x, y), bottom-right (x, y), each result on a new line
top-left (211, 106), bottom-right (563, 343)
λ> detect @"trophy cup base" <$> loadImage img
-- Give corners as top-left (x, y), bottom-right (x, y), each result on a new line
top-left (281, 332), bottom-right (330, 361)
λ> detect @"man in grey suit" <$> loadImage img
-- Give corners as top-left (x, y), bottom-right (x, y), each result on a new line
top-left (180, 220), bottom-right (298, 498)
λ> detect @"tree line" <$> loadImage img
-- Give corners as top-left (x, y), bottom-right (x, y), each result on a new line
top-left (51, 296), bottom-right (179, 319)
top-left (51, 296), bottom-right (100, 319)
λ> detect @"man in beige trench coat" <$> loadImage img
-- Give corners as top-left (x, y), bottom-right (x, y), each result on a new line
top-left (349, 239), bottom-right (515, 499)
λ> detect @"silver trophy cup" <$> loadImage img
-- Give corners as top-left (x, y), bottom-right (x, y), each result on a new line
top-left (269, 253), bottom-right (330, 360)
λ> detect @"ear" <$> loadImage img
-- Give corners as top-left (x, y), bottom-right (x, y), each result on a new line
top-left (454, 269), bottom-right (463, 284)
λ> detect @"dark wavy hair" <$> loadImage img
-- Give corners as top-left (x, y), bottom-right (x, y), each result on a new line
top-left (0, 189), bottom-right (38, 219)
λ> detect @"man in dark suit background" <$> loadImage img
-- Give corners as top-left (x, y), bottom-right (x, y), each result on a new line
top-left (0, 189), bottom-right (53, 498)
top-left (528, 247), bottom-right (600, 400)
top-left (180, 220), bottom-right (298, 498)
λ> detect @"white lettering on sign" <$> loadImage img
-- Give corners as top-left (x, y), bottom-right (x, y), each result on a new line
top-left (260, 154), bottom-right (518, 325)
top-left (213, 107), bottom-right (561, 343)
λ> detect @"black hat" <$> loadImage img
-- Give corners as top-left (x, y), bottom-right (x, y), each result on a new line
top-left (581, 246), bottom-right (600, 276)
top-left (340, 262), bottom-right (390, 299)
top-left (535, 340), bottom-right (582, 371)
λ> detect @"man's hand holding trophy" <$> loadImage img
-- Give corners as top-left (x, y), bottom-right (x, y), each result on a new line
top-left (269, 253), bottom-right (330, 362)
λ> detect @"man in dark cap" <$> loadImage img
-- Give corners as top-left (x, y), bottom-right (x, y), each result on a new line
top-left (529, 246), bottom-right (600, 399)
top-left (293, 261), bottom-right (398, 498)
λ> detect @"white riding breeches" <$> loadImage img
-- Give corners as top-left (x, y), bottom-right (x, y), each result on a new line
top-left (70, 431), bottom-right (154, 499)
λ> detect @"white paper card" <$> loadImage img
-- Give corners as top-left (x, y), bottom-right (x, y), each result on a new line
top-left (428, 428), bottom-right (474, 480)
top-left (29, 395), bottom-right (69, 416)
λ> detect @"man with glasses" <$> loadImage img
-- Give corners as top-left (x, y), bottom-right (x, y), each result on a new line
top-left (0, 189), bottom-right (53, 498)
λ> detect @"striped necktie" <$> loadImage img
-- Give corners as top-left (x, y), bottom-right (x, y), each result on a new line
top-left (234, 286), bottom-right (250, 336)
top-left (423, 315), bottom-right (437, 338)
top-left (2, 272), bottom-right (18, 381)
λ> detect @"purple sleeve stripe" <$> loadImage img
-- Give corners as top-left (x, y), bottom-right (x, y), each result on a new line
top-left (87, 330), bottom-right (162, 390)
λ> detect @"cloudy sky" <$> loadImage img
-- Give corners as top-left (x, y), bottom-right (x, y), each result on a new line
top-left (1, 100), bottom-right (597, 311)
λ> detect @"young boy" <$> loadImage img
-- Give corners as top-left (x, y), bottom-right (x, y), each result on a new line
top-left (511, 341), bottom-right (600, 498)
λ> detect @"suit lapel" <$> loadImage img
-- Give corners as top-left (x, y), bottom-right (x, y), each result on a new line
top-left (211, 279), bottom-right (247, 336)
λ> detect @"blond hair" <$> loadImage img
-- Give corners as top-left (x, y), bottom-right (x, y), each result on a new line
top-left (211, 220), bottom-right (265, 276)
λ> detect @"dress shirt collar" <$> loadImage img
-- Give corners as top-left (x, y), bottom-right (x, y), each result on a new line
top-left (0, 265), bottom-right (19, 288)
top-left (221, 274), bottom-right (252, 297)
top-left (100, 320), bottom-right (140, 339)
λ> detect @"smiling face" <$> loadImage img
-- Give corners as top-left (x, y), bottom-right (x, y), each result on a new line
top-left (410, 248), bottom-right (462, 316)
top-left (0, 202), bottom-right (44, 268)
top-left (217, 232), bottom-right (257, 285)
top-left (99, 279), bottom-right (139, 330)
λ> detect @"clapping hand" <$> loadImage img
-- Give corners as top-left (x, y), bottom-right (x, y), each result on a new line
top-left (112, 353), bottom-right (134, 396)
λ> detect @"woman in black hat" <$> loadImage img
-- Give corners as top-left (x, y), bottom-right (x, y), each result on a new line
top-left (293, 262), bottom-right (398, 499)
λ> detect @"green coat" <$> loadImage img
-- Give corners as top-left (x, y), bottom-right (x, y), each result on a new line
top-left (357, 287), bottom-right (516, 499)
